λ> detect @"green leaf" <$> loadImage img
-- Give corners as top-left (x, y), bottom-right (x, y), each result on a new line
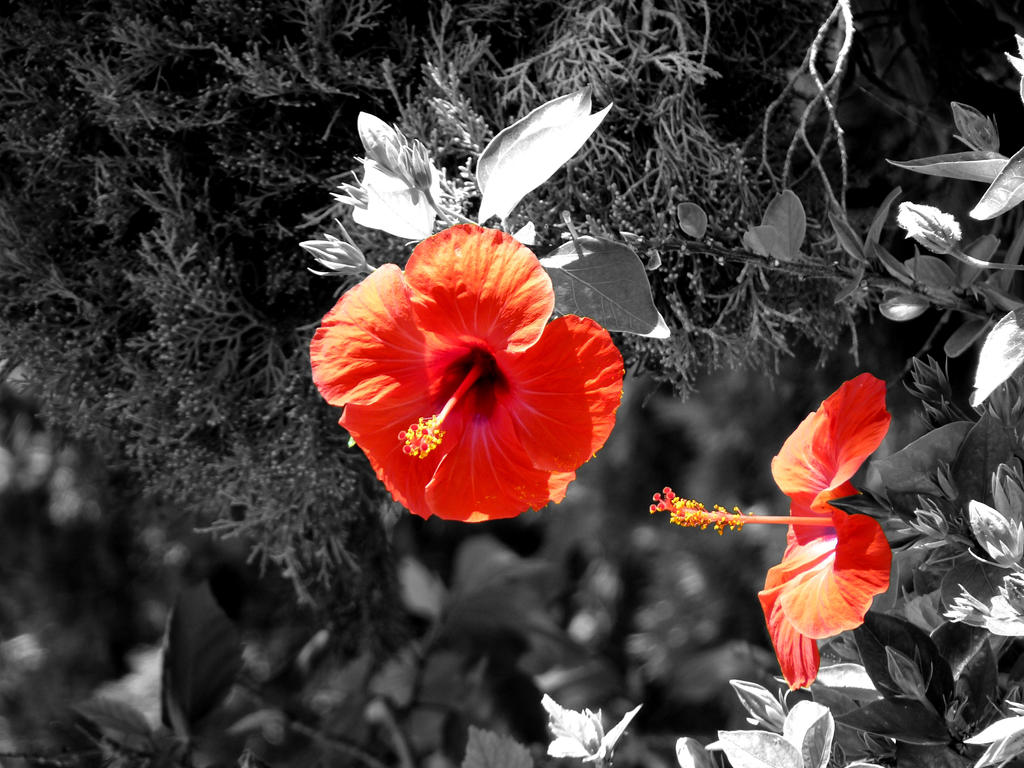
top-left (972, 308), bottom-right (1024, 406)
top-left (74, 697), bottom-right (153, 751)
top-left (161, 582), bottom-right (242, 739)
top-left (676, 737), bottom-right (715, 768)
top-left (540, 236), bottom-right (669, 337)
top-left (476, 88), bottom-right (611, 222)
top-left (867, 241), bottom-right (912, 285)
top-left (813, 663), bottom-right (880, 702)
top-left (952, 413), bottom-right (1016, 503)
top-left (742, 225), bottom-right (782, 258)
top-left (971, 144), bottom-right (1024, 220)
top-left (761, 190), bottom-right (806, 260)
top-left (905, 255), bottom-right (957, 290)
top-left (867, 187), bottom-right (902, 245)
top-left (713, 730), bottom-right (802, 768)
top-left (783, 700), bottom-right (834, 768)
top-left (853, 612), bottom-right (953, 713)
top-left (880, 292), bottom-right (929, 322)
top-left (462, 726), bottom-right (533, 768)
top-left (729, 679), bottom-right (786, 731)
top-left (874, 421), bottom-right (971, 503)
top-left (944, 318), bottom-right (990, 358)
top-left (837, 699), bottom-right (949, 745)
top-left (888, 151), bottom-right (1007, 183)
top-left (677, 202), bottom-right (708, 238)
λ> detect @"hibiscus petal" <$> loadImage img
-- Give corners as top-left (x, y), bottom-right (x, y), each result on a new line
top-left (498, 316), bottom-right (624, 472)
top-left (341, 397), bottom-right (457, 519)
top-left (779, 512), bottom-right (892, 639)
top-left (311, 264), bottom-right (430, 407)
top-left (405, 225), bottom-right (554, 353)
top-left (772, 373), bottom-right (890, 504)
top-left (759, 579), bottom-right (821, 690)
top-left (425, 405), bottom-right (575, 521)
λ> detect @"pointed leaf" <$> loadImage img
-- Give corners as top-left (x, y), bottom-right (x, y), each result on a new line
top-left (676, 737), bottom-right (715, 768)
top-left (952, 413), bottom-right (1015, 504)
top-left (540, 236), bottom-right (669, 337)
top-left (971, 144), bottom-right (1024, 220)
top-left (957, 235), bottom-right (1000, 287)
top-left (813, 663), bottom-right (880, 701)
top-left (904, 255), bottom-right (956, 289)
top-left (874, 421), bottom-right (971, 500)
top-left (828, 209), bottom-right (865, 261)
top-left (463, 726), bottom-right (533, 768)
top-left (852, 612), bottom-right (953, 713)
top-left (783, 701), bottom-right (834, 768)
top-left (888, 152), bottom-right (1007, 183)
top-left (477, 88), bottom-right (611, 222)
top-left (677, 202), bottom-right (708, 238)
top-left (729, 679), bottom-right (786, 731)
top-left (762, 190), bottom-right (806, 260)
top-left (837, 699), bottom-right (949, 745)
top-left (161, 582), bottom-right (242, 738)
top-left (713, 730), bottom-right (802, 768)
top-left (972, 308), bottom-right (1024, 405)
top-left (867, 187), bottom-right (902, 245)
top-left (867, 241), bottom-right (912, 285)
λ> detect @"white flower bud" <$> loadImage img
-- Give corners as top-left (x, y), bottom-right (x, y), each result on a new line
top-left (896, 202), bottom-right (962, 255)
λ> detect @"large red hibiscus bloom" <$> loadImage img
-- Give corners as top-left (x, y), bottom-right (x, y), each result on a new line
top-left (760, 372), bottom-right (892, 688)
top-left (310, 224), bottom-right (624, 522)
top-left (650, 373), bottom-right (892, 689)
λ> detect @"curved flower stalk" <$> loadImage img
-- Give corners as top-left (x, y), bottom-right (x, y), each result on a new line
top-left (650, 373), bottom-right (892, 688)
top-left (311, 224), bottom-right (625, 522)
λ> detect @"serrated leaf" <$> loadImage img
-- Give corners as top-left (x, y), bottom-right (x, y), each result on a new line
top-left (74, 697), bottom-right (153, 750)
top-left (783, 701), bottom-right (834, 768)
top-left (971, 144), bottom-right (1024, 220)
top-left (676, 737), bottom-right (715, 768)
top-left (880, 292), bottom-right (929, 321)
top-left (713, 730), bottom-right (802, 768)
top-left (161, 582), bottom-right (242, 739)
top-left (837, 698), bottom-right (949, 745)
top-left (944, 318), bottom-right (990, 358)
top-left (476, 88), bottom-right (611, 222)
top-left (972, 308), bottom-right (1024, 405)
top-left (729, 679), bottom-right (786, 731)
top-left (462, 726), bottom-right (533, 768)
top-left (540, 236), bottom-right (669, 337)
top-left (888, 152), bottom-right (1007, 183)
top-left (762, 190), bottom-right (806, 260)
top-left (677, 202), bottom-right (708, 238)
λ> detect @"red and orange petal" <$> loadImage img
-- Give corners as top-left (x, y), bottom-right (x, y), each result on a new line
top-left (758, 511), bottom-right (891, 689)
top-left (406, 225), bottom-right (555, 353)
top-left (771, 373), bottom-right (890, 517)
top-left (498, 316), bottom-right (624, 472)
top-left (311, 264), bottom-right (431, 408)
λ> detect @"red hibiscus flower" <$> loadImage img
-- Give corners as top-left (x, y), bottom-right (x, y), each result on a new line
top-left (310, 224), bottom-right (625, 522)
top-left (761, 373), bottom-right (892, 688)
top-left (650, 373), bottom-right (892, 689)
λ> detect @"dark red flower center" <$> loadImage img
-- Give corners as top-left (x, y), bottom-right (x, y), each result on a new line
top-left (399, 346), bottom-right (507, 458)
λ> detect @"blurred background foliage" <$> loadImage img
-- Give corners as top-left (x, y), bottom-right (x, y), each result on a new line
top-left (1, 0), bottom-right (1022, 765)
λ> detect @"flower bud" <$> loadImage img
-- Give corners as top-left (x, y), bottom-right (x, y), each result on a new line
top-left (896, 202), bottom-right (962, 256)
top-left (969, 499), bottom-right (1024, 568)
top-left (951, 102), bottom-right (999, 152)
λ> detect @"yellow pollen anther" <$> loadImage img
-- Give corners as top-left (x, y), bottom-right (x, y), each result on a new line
top-left (400, 415), bottom-right (445, 458)
top-left (649, 486), bottom-right (747, 534)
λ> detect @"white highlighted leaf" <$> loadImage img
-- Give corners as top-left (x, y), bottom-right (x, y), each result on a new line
top-left (972, 308), bottom-right (1024, 406)
top-left (476, 88), bottom-right (611, 223)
